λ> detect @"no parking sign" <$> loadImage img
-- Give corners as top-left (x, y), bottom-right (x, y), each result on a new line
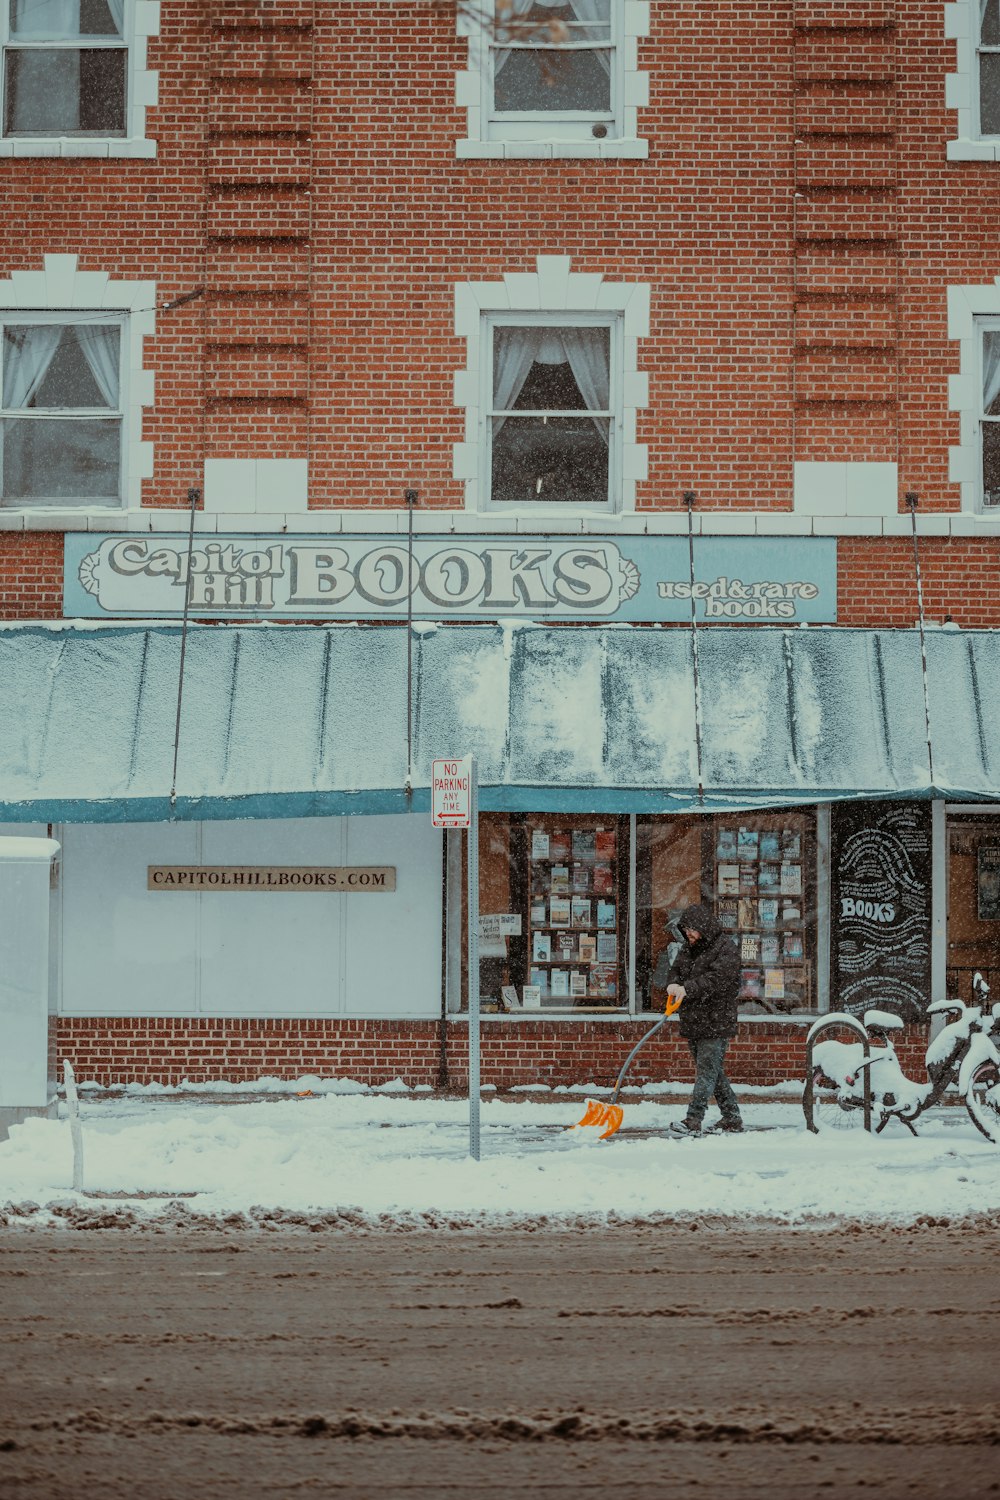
top-left (431, 758), bottom-right (472, 828)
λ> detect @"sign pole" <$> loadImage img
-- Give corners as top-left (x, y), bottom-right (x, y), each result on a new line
top-left (467, 756), bottom-right (480, 1160)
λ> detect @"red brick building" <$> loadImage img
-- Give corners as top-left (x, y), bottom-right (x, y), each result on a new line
top-left (1, 1), bottom-right (999, 1097)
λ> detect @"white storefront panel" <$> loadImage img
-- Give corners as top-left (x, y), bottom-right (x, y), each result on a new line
top-left (343, 814), bottom-right (443, 1017)
top-left (55, 816), bottom-right (443, 1019)
top-left (60, 822), bottom-right (200, 1016)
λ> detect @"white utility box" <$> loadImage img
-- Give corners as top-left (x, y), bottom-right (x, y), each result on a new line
top-left (0, 837), bottom-right (60, 1141)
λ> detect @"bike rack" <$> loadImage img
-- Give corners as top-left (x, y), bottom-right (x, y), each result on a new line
top-left (803, 1012), bottom-right (873, 1133)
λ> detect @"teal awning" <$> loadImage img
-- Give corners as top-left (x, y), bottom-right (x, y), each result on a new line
top-left (0, 622), bottom-right (997, 821)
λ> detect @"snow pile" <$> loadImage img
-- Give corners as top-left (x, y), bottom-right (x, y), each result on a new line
top-left (2, 1091), bottom-right (1000, 1229)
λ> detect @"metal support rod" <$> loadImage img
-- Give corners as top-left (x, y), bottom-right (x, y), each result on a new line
top-left (467, 758), bottom-right (481, 1160)
top-left (404, 488), bottom-right (418, 799)
top-left (169, 486), bottom-right (200, 813)
top-left (905, 492), bottom-right (935, 789)
top-left (683, 491), bottom-right (705, 805)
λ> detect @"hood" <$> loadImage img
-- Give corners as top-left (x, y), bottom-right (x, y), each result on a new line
top-left (675, 902), bottom-right (722, 945)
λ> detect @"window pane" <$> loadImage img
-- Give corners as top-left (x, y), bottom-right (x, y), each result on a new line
top-left (4, 325), bottom-right (119, 410)
top-left (2, 416), bottom-right (121, 504)
top-left (4, 48), bottom-right (124, 133)
top-left (983, 422), bottom-right (1000, 507)
top-left (493, 326), bottom-right (610, 411)
top-left (10, 0), bottom-right (122, 40)
top-left (984, 331), bottom-right (1000, 415)
top-left (491, 415), bottom-right (609, 504)
top-left (493, 49), bottom-right (611, 113)
top-left (983, 0), bottom-right (1000, 47)
top-left (495, 1), bottom-right (611, 46)
top-left (982, 53), bottom-right (1000, 134)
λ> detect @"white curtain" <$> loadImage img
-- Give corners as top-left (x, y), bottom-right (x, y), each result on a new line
top-left (105, 0), bottom-right (125, 36)
top-left (4, 326), bottom-right (63, 409)
top-left (494, 0), bottom-right (611, 77)
top-left (11, 0), bottom-right (80, 38)
top-left (492, 327), bottom-right (544, 433)
top-left (560, 327), bottom-right (610, 443)
top-left (984, 331), bottom-right (1000, 414)
top-left (75, 325), bottom-right (120, 407)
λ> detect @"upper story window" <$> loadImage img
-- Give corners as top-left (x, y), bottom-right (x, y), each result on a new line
top-left (946, 0), bottom-right (1000, 157)
top-left (0, 254), bottom-right (156, 516)
top-left (980, 0), bottom-right (1000, 134)
top-left (0, 0), bottom-right (159, 157)
top-left (453, 255), bottom-right (649, 515)
top-left (491, 1), bottom-right (614, 136)
top-left (1, 316), bottom-right (124, 507)
top-left (4, 0), bottom-right (126, 136)
top-left (489, 319), bottom-right (614, 508)
top-left (456, 0), bottom-right (649, 160)
top-left (980, 325), bottom-right (1000, 506)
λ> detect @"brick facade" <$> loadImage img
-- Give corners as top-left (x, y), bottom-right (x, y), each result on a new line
top-left (4, 4), bottom-right (998, 1084)
top-left (56, 1015), bottom-right (927, 1093)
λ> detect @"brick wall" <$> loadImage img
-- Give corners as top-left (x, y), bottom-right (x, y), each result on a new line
top-left (54, 1015), bottom-right (929, 1092)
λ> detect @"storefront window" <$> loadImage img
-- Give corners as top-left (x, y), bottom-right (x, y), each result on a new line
top-left (467, 808), bottom-right (818, 1016)
top-left (474, 812), bottom-right (629, 1012)
top-left (636, 810), bottom-right (818, 1015)
top-left (947, 814), bottom-right (1000, 1003)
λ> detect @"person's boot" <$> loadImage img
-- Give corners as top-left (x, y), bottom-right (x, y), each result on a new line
top-left (667, 1117), bottom-right (703, 1138)
top-left (705, 1116), bottom-right (744, 1134)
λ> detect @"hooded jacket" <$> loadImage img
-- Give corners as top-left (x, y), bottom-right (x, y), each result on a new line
top-left (660, 902), bottom-right (741, 1040)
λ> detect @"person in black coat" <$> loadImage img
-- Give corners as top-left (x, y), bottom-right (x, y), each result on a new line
top-left (652, 901), bottom-right (744, 1137)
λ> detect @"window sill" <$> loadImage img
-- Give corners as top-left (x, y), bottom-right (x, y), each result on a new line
top-left (456, 138), bottom-right (648, 160)
top-left (0, 137), bottom-right (157, 159)
top-left (946, 138), bottom-right (1000, 162)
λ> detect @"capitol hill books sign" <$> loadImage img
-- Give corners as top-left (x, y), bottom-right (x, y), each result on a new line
top-left (65, 534), bottom-right (837, 624)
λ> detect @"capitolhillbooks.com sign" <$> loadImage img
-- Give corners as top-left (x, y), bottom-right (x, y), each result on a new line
top-left (148, 866), bottom-right (396, 891)
top-left (65, 535), bottom-right (838, 624)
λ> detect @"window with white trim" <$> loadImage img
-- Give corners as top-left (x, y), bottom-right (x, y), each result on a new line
top-left (488, 317), bottom-right (616, 507)
top-left (456, 0), bottom-right (649, 159)
top-left (979, 0), bottom-right (1000, 135)
top-left (1, 315), bottom-right (123, 507)
top-left (0, 254), bottom-right (155, 513)
top-left (0, 0), bottom-right (159, 156)
top-left (453, 256), bottom-right (649, 514)
top-left (980, 323), bottom-right (1000, 505)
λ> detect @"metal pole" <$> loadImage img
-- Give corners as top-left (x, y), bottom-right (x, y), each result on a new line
top-left (404, 489), bottom-right (418, 800)
top-left (169, 486), bottom-right (200, 814)
top-left (467, 756), bottom-right (480, 1160)
top-left (905, 492), bottom-right (935, 789)
top-left (683, 491), bottom-right (705, 805)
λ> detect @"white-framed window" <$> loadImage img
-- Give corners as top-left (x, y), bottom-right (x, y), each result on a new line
top-left (453, 255), bottom-right (649, 514)
top-left (981, 0), bottom-right (1000, 133)
top-left (485, 315), bottom-right (617, 509)
top-left (456, 0), bottom-right (649, 159)
top-left (0, 254), bottom-right (155, 513)
top-left (0, 0), bottom-right (160, 158)
top-left (2, 315), bottom-right (124, 506)
top-left (979, 323), bottom-right (1000, 506)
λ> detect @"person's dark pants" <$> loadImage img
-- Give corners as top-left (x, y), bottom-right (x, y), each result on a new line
top-left (685, 1037), bottom-right (741, 1125)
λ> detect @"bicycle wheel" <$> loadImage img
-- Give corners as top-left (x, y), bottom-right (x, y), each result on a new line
top-left (807, 1067), bottom-right (868, 1131)
top-left (964, 1060), bottom-right (1000, 1144)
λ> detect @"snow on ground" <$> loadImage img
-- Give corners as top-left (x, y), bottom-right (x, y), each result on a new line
top-left (2, 1081), bottom-right (999, 1229)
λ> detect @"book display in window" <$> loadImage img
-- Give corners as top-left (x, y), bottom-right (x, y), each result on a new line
top-left (711, 820), bottom-right (812, 1012)
top-left (521, 819), bottom-right (624, 1007)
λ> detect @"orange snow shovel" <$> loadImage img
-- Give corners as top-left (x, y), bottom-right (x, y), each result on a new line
top-left (569, 995), bottom-right (682, 1139)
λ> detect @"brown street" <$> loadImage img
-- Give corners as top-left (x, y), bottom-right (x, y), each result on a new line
top-left (1, 1222), bottom-right (998, 1500)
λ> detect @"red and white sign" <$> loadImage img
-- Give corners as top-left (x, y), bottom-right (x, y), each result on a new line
top-left (432, 758), bottom-right (472, 828)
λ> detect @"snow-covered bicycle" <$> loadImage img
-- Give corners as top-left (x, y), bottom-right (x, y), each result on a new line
top-left (802, 972), bottom-right (1000, 1143)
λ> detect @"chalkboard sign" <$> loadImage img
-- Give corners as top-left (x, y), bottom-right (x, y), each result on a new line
top-left (831, 802), bottom-right (932, 1021)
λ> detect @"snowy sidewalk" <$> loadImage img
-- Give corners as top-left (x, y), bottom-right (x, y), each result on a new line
top-left (2, 1080), bottom-right (999, 1229)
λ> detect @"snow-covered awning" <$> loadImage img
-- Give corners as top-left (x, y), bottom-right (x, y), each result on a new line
top-left (0, 621), bottom-right (997, 822)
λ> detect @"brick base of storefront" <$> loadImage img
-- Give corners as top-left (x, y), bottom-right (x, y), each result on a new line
top-left (55, 1017), bottom-right (931, 1093)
